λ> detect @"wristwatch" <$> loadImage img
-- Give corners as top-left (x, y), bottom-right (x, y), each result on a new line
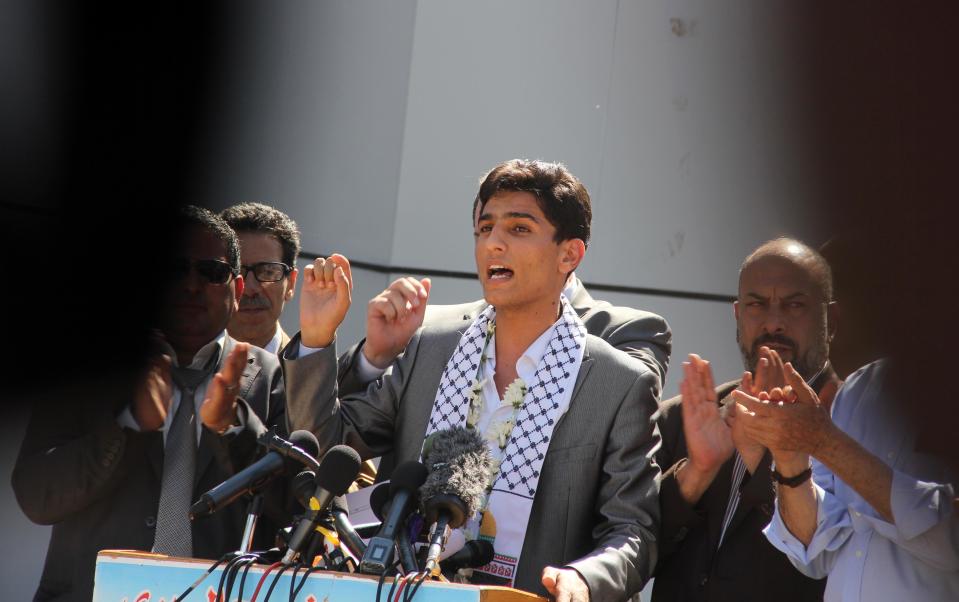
top-left (771, 465), bottom-right (812, 487)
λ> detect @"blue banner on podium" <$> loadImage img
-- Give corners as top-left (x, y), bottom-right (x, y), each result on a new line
top-left (94, 550), bottom-right (544, 602)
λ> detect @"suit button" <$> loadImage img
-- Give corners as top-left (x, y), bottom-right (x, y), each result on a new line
top-left (699, 573), bottom-right (709, 587)
top-left (145, 516), bottom-right (156, 528)
top-left (101, 458), bottom-right (111, 467)
top-left (674, 526), bottom-right (688, 541)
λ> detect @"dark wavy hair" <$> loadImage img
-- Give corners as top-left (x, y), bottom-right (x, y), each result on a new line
top-left (221, 202), bottom-right (301, 267)
top-left (473, 159), bottom-right (592, 247)
top-left (177, 205), bottom-right (241, 271)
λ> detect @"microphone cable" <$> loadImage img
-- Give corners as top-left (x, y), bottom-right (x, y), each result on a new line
top-left (249, 561), bottom-right (282, 602)
top-left (174, 552), bottom-right (236, 600)
top-left (286, 564), bottom-right (302, 602)
top-left (261, 561), bottom-right (292, 602)
top-left (375, 560), bottom-right (402, 602)
top-left (220, 553), bottom-right (258, 602)
top-left (404, 570), bottom-right (431, 602)
top-left (236, 555), bottom-right (260, 601)
top-left (290, 563), bottom-right (324, 601)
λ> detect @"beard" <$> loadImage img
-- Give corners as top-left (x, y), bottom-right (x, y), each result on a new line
top-left (737, 324), bottom-right (829, 381)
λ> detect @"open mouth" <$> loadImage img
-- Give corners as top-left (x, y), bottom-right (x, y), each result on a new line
top-left (487, 265), bottom-right (514, 281)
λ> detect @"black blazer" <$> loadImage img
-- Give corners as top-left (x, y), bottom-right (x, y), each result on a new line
top-left (12, 338), bottom-right (287, 602)
top-left (652, 380), bottom-right (826, 602)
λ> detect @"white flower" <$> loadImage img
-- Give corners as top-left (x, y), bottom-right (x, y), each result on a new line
top-left (487, 419), bottom-right (514, 449)
top-left (467, 377), bottom-right (487, 428)
top-left (504, 378), bottom-right (527, 409)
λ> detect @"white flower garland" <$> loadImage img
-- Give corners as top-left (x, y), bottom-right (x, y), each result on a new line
top-left (464, 319), bottom-right (527, 505)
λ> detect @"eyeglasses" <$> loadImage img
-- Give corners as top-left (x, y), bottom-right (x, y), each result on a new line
top-left (240, 262), bottom-right (292, 283)
top-left (170, 258), bottom-right (238, 285)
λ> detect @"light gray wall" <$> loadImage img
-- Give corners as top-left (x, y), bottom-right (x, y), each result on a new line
top-left (238, 0), bottom-right (825, 399)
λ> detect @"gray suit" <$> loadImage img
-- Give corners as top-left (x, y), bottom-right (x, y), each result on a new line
top-left (284, 309), bottom-right (662, 601)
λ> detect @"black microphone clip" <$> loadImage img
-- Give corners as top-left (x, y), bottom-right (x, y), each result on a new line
top-left (258, 428), bottom-right (320, 470)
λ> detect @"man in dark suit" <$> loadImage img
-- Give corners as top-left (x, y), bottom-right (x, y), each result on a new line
top-left (652, 237), bottom-right (840, 601)
top-left (221, 202), bottom-right (301, 354)
top-left (284, 159), bottom-right (661, 601)
top-left (12, 206), bottom-right (287, 602)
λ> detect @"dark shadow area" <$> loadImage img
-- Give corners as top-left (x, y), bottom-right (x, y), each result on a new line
top-left (800, 3), bottom-right (959, 470)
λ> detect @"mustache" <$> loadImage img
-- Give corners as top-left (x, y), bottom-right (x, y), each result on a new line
top-left (751, 333), bottom-right (797, 354)
top-left (239, 295), bottom-right (271, 310)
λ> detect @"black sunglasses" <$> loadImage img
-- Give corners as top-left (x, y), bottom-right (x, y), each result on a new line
top-left (240, 261), bottom-right (292, 283)
top-left (170, 258), bottom-right (238, 285)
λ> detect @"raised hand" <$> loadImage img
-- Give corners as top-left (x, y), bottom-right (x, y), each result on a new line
top-left (682, 354), bottom-right (734, 475)
top-left (675, 354), bottom-right (734, 503)
top-left (200, 342), bottom-right (248, 433)
top-left (132, 353), bottom-right (173, 431)
top-left (299, 254), bottom-right (353, 348)
top-left (363, 277), bottom-right (431, 368)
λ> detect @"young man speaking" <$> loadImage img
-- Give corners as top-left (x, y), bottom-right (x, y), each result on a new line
top-left (282, 160), bottom-right (661, 601)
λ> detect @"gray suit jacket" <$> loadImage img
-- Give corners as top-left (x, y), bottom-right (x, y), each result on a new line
top-left (284, 311), bottom-right (662, 601)
top-left (337, 276), bottom-right (672, 397)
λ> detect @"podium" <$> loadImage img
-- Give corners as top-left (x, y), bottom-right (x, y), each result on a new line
top-left (94, 550), bottom-right (547, 601)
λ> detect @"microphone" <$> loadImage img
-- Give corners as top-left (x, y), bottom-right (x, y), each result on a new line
top-left (260, 429), bottom-right (320, 470)
top-left (291, 469), bottom-right (317, 509)
top-left (440, 539), bottom-right (495, 577)
top-left (330, 496), bottom-right (367, 560)
top-left (419, 427), bottom-right (493, 574)
top-left (189, 430), bottom-right (319, 519)
top-left (282, 444), bottom-right (362, 565)
top-left (358, 461), bottom-right (429, 575)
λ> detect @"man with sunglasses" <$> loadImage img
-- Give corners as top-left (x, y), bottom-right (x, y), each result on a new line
top-left (13, 206), bottom-right (287, 602)
top-left (222, 202), bottom-right (300, 354)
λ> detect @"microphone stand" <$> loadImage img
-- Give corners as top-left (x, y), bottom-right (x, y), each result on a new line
top-left (238, 494), bottom-right (263, 554)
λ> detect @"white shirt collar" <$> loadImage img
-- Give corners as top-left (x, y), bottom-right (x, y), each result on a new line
top-left (485, 313), bottom-right (564, 385)
top-left (159, 330), bottom-right (227, 369)
top-left (562, 273), bottom-right (578, 303)
top-left (263, 325), bottom-right (283, 355)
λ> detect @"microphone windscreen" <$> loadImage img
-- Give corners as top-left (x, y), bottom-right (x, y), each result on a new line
top-left (444, 539), bottom-right (494, 570)
top-left (288, 430), bottom-right (321, 460)
top-left (291, 470), bottom-right (316, 508)
top-left (316, 445), bottom-right (362, 496)
top-left (369, 482), bottom-right (390, 521)
top-left (420, 427), bottom-right (493, 519)
top-left (389, 461), bottom-right (429, 497)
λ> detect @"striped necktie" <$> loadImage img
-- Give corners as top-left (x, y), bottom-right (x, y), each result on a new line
top-left (152, 360), bottom-right (216, 557)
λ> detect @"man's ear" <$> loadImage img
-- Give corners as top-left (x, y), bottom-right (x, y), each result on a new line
top-left (233, 274), bottom-right (245, 308)
top-left (560, 238), bottom-right (586, 275)
top-left (285, 268), bottom-right (299, 301)
top-left (733, 300), bottom-right (740, 321)
top-left (826, 301), bottom-right (839, 342)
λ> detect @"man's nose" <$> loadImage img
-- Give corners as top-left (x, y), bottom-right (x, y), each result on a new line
top-left (243, 273), bottom-right (263, 295)
top-left (762, 306), bottom-right (787, 333)
top-left (485, 225), bottom-right (507, 252)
